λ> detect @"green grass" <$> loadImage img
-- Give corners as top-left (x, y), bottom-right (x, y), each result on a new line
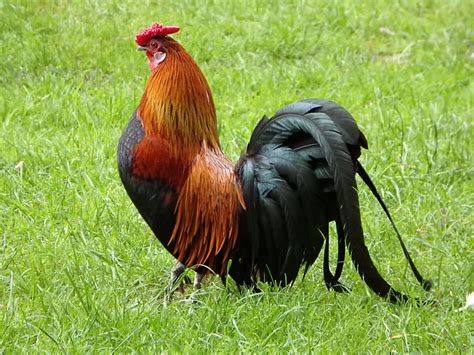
top-left (1, 0), bottom-right (473, 352)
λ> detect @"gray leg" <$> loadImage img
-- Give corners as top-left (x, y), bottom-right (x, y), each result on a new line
top-left (193, 271), bottom-right (205, 290)
top-left (169, 261), bottom-right (186, 293)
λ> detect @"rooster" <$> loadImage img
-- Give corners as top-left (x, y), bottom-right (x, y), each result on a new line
top-left (118, 23), bottom-right (432, 303)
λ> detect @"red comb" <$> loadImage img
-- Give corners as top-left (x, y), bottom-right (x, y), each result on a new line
top-left (135, 23), bottom-right (180, 45)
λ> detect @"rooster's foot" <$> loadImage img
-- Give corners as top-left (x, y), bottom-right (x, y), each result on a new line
top-left (168, 261), bottom-right (187, 293)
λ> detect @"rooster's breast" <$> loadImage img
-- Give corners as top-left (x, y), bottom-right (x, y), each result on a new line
top-left (117, 111), bottom-right (178, 249)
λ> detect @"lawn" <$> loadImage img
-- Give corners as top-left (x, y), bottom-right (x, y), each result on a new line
top-left (1, 0), bottom-right (473, 352)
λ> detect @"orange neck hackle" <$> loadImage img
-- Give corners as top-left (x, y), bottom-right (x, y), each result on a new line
top-left (138, 38), bottom-right (220, 158)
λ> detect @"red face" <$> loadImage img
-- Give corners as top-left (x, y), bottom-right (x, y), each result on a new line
top-left (138, 38), bottom-right (167, 71)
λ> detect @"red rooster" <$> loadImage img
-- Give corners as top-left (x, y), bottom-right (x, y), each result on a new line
top-left (118, 23), bottom-right (431, 302)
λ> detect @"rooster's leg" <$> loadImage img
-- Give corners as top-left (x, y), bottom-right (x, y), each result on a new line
top-left (169, 261), bottom-right (186, 293)
top-left (193, 270), bottom-right (205, 290)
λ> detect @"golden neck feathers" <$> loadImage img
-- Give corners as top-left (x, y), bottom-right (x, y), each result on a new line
top-left (138, 39), bottom-right (220, 157)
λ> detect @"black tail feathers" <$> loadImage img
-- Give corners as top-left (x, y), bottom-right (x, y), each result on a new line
top-left (356, 162), bottom-right (433, 292)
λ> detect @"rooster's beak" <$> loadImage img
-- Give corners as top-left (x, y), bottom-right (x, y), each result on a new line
top-left (137, 46), bottom-right (147, 51)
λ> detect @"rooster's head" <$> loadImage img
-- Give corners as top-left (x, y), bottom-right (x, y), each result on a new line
top-left (135, 23), bottom-right (180, 71)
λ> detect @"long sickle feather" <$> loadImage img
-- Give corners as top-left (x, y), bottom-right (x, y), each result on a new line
top-left (356, 162), bottom-right (433, 291)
